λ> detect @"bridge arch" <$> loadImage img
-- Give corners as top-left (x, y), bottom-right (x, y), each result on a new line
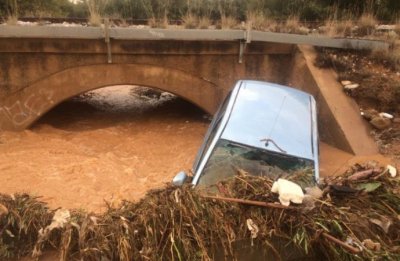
top-left (0, 64), bottom-right (222, 131)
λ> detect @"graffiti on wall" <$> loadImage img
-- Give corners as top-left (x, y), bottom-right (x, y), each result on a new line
top-left (0, 89), bottom-right (54, 130)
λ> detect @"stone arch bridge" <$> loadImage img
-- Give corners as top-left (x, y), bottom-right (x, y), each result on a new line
top-left (0, 25), bottom-right (386, 157)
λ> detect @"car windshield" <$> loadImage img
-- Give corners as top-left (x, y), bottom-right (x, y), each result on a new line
top-left (197, 139), bottom-right (315, 188)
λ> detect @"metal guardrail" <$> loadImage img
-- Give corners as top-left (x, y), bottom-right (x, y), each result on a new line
top-left (0, 24), bottom-right (390, 51)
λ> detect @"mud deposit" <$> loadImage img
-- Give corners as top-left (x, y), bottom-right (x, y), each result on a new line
top-left (0, 86), bottom-right (209, 212)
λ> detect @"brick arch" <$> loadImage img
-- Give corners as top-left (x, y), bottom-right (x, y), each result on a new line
top-left (0, 64), bottom-right (222, 131)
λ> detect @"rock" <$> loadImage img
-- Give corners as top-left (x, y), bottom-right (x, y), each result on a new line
top-left (341, 80), bottom-right (352, 86)
top-left (379, 112), bottom-right (394, 119)
top-left (344, 83), bottom-right (359, 90)
top-left (271, 178), bottom-right (304, 206)
top-left (362, 109), bottom-right (379, 121)
top-left (370, 116), bottom-right (391, 130)
top-left (387, 165), bottom-right (397, 177)
top-left (376, 24), bottom-right (396, 31)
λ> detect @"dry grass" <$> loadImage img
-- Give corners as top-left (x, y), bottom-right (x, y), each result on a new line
top-left (148, 15), bottom-right (169, 29)
top-left (5, 15), bottom-right (18, 25)
top-left (246, 11), bottom-right (266, 30)
top-left (86, 0), bottom-right (108, 26)
top-left (220, 15), bottom-right (237, 29)
top-left (324, 19), bottom-right (354, 37)
top-left (198, 16), bottom-right (211, 29)
top-left (370, 47), bottom-right (400, 71)
top-left (246, 12), bottom-right (280, 32)
top-left (357, 13), bottom-right (377, 36)
top-left (395, 19), bottom-right (400, 35)
top-left (182, 13), bottom-right (198, 29)
top-left (6, 0), bottom-right (18, 25)
top-left (282, 15), bottom-right (308, 34)
top-left (147, 17), bottom-right (157, 28)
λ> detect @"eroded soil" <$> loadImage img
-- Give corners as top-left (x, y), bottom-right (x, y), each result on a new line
top-left (315, 47), bottom-right (400, 162)
top-left (0, 86), bottom-right (209, 212)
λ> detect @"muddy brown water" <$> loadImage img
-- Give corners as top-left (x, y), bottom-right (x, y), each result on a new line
top-left (0, 86), bottom-right (209, 212)
top-left (0, 85), bottom-right (361, 213)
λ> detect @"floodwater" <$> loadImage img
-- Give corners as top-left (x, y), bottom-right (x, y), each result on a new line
top-left (0, 85), bottom-right (368, 213)
top-left (0, 85), bottom-right (209, 212)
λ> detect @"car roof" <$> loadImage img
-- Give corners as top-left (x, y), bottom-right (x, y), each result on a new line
top-left (220, 80), bottom-right (316, 160)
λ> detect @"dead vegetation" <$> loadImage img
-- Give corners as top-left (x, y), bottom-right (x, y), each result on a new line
top-left (85, 0), bottom-right (109, 26)
top-left (0, 164), bottom-right (399, 261)
top-left (148, 15), bottom-right (169, 29)
top-left (323, 19), bottom-right (354, 37)
top-left (219, 14), bottom-right (237, 29)
top-left (182, 13), bottom-right (198, 29)
top-left (5, 0), bottom-right (18, 25)
top-left (356, 13), bottom-right (377, 36)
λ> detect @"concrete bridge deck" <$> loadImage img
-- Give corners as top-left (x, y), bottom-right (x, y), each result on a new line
top-left (0, 25), bottom-right (380, 156)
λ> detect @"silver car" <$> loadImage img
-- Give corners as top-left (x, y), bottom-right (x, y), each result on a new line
top-left (174, 80), bottom-right (319, 187)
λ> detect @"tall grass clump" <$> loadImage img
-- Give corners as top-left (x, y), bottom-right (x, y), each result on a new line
top-left (246, 11), bottom-right (266, 30)
top-left (6, 0), bottom-right (18, 25)
top-left (357, 13), bottom-right (377, 36)
top-left (283, 15), bottom-right (306, 34)
top-left (219, 14), bottom-right (237, 29)
top-left (85, 0), bottom-right (109, 26)
top-left (198, 16), bottom-right (211, 29)
top-left (147, 14), bottom-right (169, 28)
top-left (324, 19), bottom-right (354, 37)
top-left (182, 13), bottom-right (198, 29)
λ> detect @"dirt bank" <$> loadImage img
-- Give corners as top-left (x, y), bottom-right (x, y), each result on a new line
top-left (315, 47), bottom-right (400, 162)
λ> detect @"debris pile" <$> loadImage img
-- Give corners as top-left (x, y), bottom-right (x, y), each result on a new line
top-left (0, 162), bottom-right (399, 260)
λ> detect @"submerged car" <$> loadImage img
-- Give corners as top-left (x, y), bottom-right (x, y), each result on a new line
top-left (173, 80), bottom-right (319, 188)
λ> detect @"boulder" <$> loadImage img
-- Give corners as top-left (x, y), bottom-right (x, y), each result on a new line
top-left (361, 109), bottom-right (379, 121)
top-left (370, 116), bottom-right (391, 130)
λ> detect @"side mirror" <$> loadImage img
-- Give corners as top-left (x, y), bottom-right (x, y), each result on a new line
top-left (172, 171), bottom-right (188, 186)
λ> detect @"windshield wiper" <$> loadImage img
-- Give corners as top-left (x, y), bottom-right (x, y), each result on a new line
top-left (260, 138), bottom-right (287, 154)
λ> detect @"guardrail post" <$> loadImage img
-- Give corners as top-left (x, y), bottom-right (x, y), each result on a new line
top-left (239, 25), bottom-right (252, 63)
top-left (104, 18), bottom-right (112, 63)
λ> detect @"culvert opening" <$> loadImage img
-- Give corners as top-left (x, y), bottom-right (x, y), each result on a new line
top-left (0, 85), bottom-right (210, 212)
